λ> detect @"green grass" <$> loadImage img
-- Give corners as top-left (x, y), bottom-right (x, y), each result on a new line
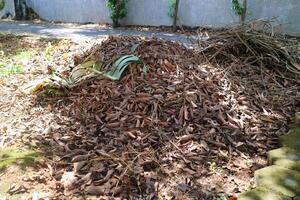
top-left (45, 42), bottom-right (55, 61)
top-left (0, 146), bottom-right (41, 171)
top-left (14, 49), bottom-right (32, 61)
top-left (0, 64), bottom-right (24, 76)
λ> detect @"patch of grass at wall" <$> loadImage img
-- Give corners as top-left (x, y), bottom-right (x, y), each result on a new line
top-left (0, 146), bottom-right (41, 171)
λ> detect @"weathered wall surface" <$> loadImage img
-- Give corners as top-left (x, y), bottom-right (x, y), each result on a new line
top-left (0, 0), bottom-right (15, 19)
top-left (249, 0), bottom-right (300, 35)
top-left (25, 0), bottom-right (300, 35)
top-left (26, 0), bottom-right (111, 23)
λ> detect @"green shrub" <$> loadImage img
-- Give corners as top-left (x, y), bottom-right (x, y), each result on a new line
top-left (107, 0), bottom-right (128, 27)
top-left (231, 0), bottom-right (244, 16)
top-left (168, 0), bottom-right (176, 18)
top-left (0, 0), bottom-right (5, 10)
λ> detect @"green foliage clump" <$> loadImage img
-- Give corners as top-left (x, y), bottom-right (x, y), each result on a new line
top-left (168, 0), bottom-right (176, 18)
top-left (0, 0), bottom-right (5, 11)
top-left (107, 0), bottom-right (128, 27)
top-left (231, 0), bottom-right (244, 16)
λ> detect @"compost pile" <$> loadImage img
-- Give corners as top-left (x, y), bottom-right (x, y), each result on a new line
top-left (38, 33), bottom-right (300, 198)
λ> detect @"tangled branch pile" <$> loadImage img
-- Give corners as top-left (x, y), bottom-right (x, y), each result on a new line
top-left (35, 30), bottom-right (299, 198)
top-left (197, 27), bottom-right (300, 74)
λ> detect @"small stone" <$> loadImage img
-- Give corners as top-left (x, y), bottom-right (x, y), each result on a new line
top-left (255, 166), bottom-right (300, 197)
top-left (238, 187), bottom-right (291, 200)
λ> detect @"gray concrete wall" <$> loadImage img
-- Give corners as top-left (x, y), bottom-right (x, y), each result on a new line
top-left (0, 0), bottom-right (15, 19)
top-left (26, 0), bottom-right (111, 23)
top-left (25, 0), bottom-right (300, 35)
top-left (249, 0), bottom-right (300, 35)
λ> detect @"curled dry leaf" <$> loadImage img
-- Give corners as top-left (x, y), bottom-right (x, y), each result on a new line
top-left (178, 135), bottom-right (194, 143)
top-left (74, 161), bottom-right (87, 173)
top-left (85, 185), bottom-right (108, 196)
top-left (200, 140), bottom-right (210, 152)
top-left (71, 154), bottom-right (89, 162)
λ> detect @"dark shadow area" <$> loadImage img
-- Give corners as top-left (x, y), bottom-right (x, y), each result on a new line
top-left (0, 33), bottom-right (60, 56)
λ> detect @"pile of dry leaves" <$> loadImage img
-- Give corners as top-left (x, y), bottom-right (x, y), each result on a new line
top-left (33, 32), bottom-right (299, 199)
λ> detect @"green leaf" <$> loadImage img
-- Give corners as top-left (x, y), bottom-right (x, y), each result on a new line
top-left (130, 43), bottom-right (140, 53)
top-left (104, 55), bottom-right (147, 80)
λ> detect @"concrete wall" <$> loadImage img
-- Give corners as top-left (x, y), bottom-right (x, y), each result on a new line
top-left (0, 0), bottom-right (15, 19)
top-left (249, 0), bottom-right (300, 35)
top-left (26, 0), bottom-right (111, 23)
top-left (25, 0), bottom-right (300, 35)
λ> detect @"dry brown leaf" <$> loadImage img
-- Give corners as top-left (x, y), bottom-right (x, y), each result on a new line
top-left (178, 135), bottom-right (194, 143)
top-left (74, 161), bottom-right (87, 173)
top-left (85, 185), bottom-right (105, 195)
top-left (71, 154), bottom-right (89, 162)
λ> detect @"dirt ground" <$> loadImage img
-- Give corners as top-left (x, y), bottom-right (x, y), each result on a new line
top-left (0, 33), bottom-right (298, 200)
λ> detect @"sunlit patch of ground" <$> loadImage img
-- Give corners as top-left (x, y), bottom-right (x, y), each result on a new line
top-left (0, 34), bottom-right (75, 199)
top-left (0, 145), bottom-right (49, 199)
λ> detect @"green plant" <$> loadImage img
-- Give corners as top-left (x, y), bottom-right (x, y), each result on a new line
top-left (231, 0), bottom-right (248, 24)
top-left (49, 55), bottom-right (147, 89)
top-left (104, 55), bottom-right (147, 80)
top-left (45, 42), bottom-right (55, 61)
top-left (107, 0), bottom-right (128, 27)
top-left (15, 49), bottom-right (32, 61)
top-left (217, 196), bottom-right (228, 200)
top-left (231, 0), bottom-right (244, 16)
top-left (167, 0), bottom-right (176, 18)
top-left (168, 0), bottom-right (180, 31)
top-left (0, 0), bottom-right (5, 10)
top-left (0, 64), bottom-right (24, 76)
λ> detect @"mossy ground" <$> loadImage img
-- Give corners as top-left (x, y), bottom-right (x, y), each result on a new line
top-left (239, 116), bottom-right (300, 199)
top-left (0, 146), bottom-right (41, 171)
top-left (0, 146), bottom-right (46, 199)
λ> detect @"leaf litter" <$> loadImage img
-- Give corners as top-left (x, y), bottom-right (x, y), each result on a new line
top-left (0, 28), bottom-right (299, 199)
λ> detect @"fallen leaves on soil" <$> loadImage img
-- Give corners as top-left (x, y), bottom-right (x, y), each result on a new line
top-left (32, 31), bottom-right (299, 199)
top-left (0, 30), bottom-right (299, 199)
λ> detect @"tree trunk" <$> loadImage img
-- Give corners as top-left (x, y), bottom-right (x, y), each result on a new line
top-left (113, 0), bottom-right (121, 27)
top-left (241, 0), bottom-right (247, 25)
top-left (172, 0), bottom-right (180, 31)
top-left (14, 0), bottom-right (27, 20)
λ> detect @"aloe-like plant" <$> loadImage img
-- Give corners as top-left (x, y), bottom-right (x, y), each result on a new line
top-left (104, 55), bottom-right (147, 80)
top-left (82, 55), bottom-right (147, 80)
top-left (46, 55), bottom-right (147, 91)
